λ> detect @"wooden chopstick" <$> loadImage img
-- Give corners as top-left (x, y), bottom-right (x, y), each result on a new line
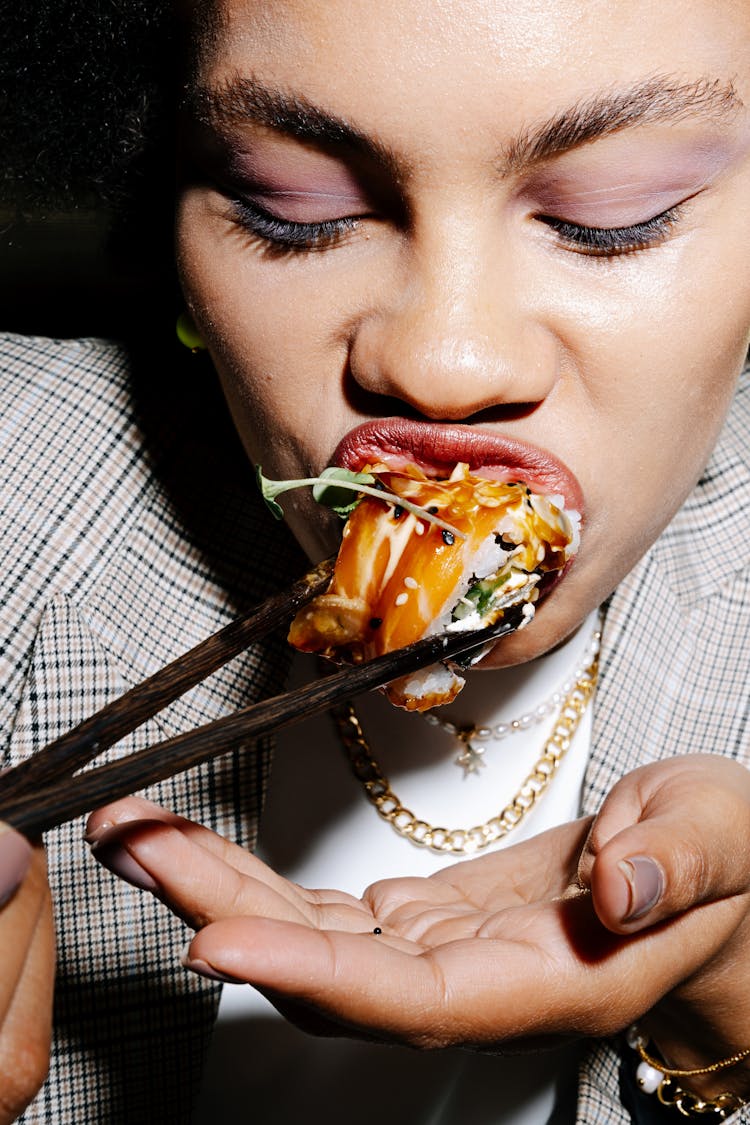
top-left (0, 556), bottom-right (335, 803)
top-left (0, 600), bottom-right (529, 837)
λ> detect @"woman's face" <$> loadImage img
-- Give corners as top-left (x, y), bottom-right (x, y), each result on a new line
top-left (177, 0), bottom-right (750, 664)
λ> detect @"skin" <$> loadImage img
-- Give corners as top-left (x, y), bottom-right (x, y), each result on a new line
top-left (89, 759), bottom-right (750, 1100)
top-left (6, 0), bottom-right (750, 1116)
top-left (176, 0), bottom-right (750, 667)
top-left (0, 830), bottom-right (54, 1125)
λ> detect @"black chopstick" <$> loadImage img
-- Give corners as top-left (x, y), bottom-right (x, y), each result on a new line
top-left (0, 602), bottom-right (528, 837)
top-left (0, 556), bottom-right (335, 803)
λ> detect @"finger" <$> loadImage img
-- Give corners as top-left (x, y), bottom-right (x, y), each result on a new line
top-left (90, 817), bottom-right (371, 935)
top-left (88, 796), bottom-right (324, 904)
top-left (431, 817), bottom-right (593, 910)
top-left (183, 916), bottom-right (453, 1046)
top-left (87, 796), bottom-right (237, 855)
top-left (580, 756), bottom-right (750, 933)
top-left (361, 818), bottom-right (594, 947)
top-left (0, 846), bottom-right (48, 1026)
top-left (0, 883), bottom-right (54, 1125)
top-left (91, 817), bottom-right (319, 928)
top-left (0, 824), bottom-right (33, 910)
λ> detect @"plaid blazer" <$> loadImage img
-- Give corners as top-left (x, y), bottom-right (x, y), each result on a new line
top-left (1, 332), bottom-right (749, 1124)
top-left (1, 332), bottom-right (304, 1123)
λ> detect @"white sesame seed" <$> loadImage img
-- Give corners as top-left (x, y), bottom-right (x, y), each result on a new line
top-left (395, 593), bottom-right (409, 606)
top-left (404, 576), bottom-right (418, 588)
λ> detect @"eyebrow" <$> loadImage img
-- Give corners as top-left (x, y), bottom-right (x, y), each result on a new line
top-left (187, 72), bottom-right (743, 176)
top-left (188, 76), bottom-right (405, 178)
top-left (502, 76), bottom-right (743, 170)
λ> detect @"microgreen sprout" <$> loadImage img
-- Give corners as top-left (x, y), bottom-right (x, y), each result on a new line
top-left (256, 466), bottom-right (466, 539)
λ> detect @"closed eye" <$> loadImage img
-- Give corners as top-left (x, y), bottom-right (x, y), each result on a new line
top-left (537, 205), bottom-right (682, 257)
top-left (228, 195), bottom-right (363, 252)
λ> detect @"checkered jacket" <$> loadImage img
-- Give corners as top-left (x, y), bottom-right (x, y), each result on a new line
top-left (1, 332), bottom-right (303, 1123)
top-left (1, 333), bottom-right (749, 1124)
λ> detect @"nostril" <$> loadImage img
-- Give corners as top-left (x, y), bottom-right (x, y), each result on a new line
top-left (343, 376), bottom-right (423, 420)
top-left (467, 400), bottom-right (548, 424)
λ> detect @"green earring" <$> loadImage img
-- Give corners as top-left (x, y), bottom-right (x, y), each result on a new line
top-left (176, 311), bottom-right (207, 352)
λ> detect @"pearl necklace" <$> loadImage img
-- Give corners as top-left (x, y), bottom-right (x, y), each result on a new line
top-left (421, 618), bottom-right (603, 776)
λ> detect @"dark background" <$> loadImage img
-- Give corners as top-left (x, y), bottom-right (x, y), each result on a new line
top-left (2, 0), bottom-right (177, 339)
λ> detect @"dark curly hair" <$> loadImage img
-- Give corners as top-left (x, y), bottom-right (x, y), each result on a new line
top-left (2, 0), bottom-right (176, 213)
top-left (1, 1), bottom-right (185, 332)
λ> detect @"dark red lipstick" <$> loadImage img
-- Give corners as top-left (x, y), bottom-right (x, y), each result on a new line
top-left (333, 418), bottom-right (584, 513)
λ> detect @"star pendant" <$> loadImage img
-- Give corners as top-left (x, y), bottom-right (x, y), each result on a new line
top-left (455, 741), bottom-right (486, 776)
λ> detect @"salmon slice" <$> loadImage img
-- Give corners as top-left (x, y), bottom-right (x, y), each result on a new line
top-left (288, 463), bottom-right (579, 710)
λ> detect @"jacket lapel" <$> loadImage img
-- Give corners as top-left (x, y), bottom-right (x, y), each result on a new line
top-left (585, 365), bottom-right (750, 813)
top-left (577, 366), bottom-right (750, 1122)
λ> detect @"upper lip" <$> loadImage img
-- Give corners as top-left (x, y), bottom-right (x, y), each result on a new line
top-left (333, 418), bottom-right (584, 512)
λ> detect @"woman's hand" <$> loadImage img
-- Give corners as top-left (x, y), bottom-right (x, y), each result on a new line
top-left (0, 826), bottom-right (54, 1124)
top-left (87, 755), bottom-right (750, 1093)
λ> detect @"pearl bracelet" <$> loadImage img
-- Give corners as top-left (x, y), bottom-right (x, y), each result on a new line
top-left (627, 1026), bottom-right (750, 1119)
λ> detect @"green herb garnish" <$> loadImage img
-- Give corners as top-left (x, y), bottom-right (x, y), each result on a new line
top-left (451, 572), bottom-right (512, 621)
top-left (256, 465), bottom-right (465, 538)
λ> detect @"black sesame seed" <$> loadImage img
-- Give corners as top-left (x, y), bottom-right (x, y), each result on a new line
top-left (442, 529), bottom-right (455, 545)
top-left (369, 617), bottom-right (383, 630)
top-left (373, 927), bottom-right (382, 935)
top-left (427, 506), bottom-right (439, 514)
top-left (392, 505), bottom-right (404, 520)
top-left (494, 534), bottom-right (516, 550)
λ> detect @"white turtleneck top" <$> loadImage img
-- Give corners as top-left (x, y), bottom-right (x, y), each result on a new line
top-left (193, 612), bottom-right (599, 1125)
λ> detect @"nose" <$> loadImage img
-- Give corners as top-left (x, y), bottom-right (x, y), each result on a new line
top-left (348, 226), bottom-right (559, 420)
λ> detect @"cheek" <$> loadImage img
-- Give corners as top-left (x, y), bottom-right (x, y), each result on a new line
top-left (175, 195), bottom-right (357, 475)
top-left (550, 225), bottom-right (749, 499)
top-left (540, 237), bottom-right (749, 616)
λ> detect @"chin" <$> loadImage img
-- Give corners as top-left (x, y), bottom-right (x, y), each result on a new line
top-left (475, 574), bottom-right (600, 669)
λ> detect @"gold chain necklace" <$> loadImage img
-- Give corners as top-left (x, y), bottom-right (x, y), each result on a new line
top-left (330, 647), bottom-right (600, 855)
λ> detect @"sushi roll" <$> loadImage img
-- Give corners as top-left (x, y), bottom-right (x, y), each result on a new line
top-left (288, 462), bottom-right (580, 711)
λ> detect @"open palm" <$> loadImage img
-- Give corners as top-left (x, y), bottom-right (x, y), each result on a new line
top-left (88, 761), bottom-right (750, 1053)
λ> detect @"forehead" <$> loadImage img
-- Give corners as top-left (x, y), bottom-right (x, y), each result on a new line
top-left (190, 1), bottom-right (750, 178)
top-left (197, 0), bottom-right (750, 102)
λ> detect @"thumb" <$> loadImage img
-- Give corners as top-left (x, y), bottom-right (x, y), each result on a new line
top-left (0, 823), bottom-right (33, 909)
top-left (578, 756), bottom-right (750, 935)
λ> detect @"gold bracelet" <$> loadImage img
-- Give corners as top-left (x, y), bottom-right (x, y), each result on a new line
top-left (627, 1026), bottom-right (750, 1119)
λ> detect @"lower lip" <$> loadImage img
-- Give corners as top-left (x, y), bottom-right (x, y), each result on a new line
top-left (333, 419), bottom-right (584, 512)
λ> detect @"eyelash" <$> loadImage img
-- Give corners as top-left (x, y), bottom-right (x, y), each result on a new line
top-left (229, 196), bottom-right (358, 251)
top-left (538, 206), bottom-right (682, 257)
top-left (228, 193), bottom-right (682, 259)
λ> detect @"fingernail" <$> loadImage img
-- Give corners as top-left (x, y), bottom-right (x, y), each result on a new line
top-left (90, 834), bottom-right (159, 893)
top-left (0, 829), bottom-right (33, 908)
top-left (619, 856), bottom-right (664, 922)
top-left (84, 821), bottom-right (113, 845)
top-left (180, 944), bottom-right (244, 985)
